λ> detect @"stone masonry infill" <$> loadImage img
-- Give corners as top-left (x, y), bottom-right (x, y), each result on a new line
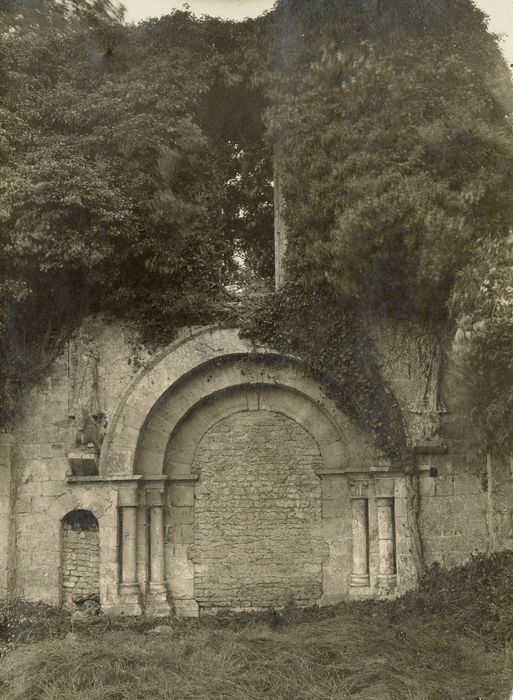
top-left (189, 411), bottom-right (325, 609)
top-left (7, 319), bottom-right (513, 613)
top-left (61, 522), bottom-right (100, 606)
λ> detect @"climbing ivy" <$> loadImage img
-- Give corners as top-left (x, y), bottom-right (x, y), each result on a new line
top-left (241, 282), bottom-right (412, 465)
top-left (2, 0), bottom-right (513, 470)
top-left (242, 0), bottom-right (513, 461)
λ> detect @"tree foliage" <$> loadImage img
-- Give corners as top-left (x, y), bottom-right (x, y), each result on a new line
top-left (0, 1), bottom-right (271, 421)
top-left (243, 0), bottom-right (513, 455)
top-left (2, 0), bottom-right (513, 462)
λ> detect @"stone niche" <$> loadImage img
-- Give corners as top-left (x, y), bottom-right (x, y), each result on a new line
top-left (61, 509), bottom-right (100, 607)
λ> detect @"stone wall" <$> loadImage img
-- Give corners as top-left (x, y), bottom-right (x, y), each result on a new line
top-left (417, 451), bottom-right (513, 569)
top-left (369, 317), bottom-right (442, 444)
top-left (3, 318), bottom-right (513, 614)
top-left (9, 317), bottom-right (139, 604)
top-left (61, 510), bottom-right (100, 606)
top-left (368, 317), bottom-right (507, 569)
top-left (189, 411), bottom-right (325, 610)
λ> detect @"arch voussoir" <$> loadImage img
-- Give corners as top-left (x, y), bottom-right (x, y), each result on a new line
top-left (100, 327), bottom-right (377, 478)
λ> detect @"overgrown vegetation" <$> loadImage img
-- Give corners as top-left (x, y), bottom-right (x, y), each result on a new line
top-left (242, 0), bottom-right (513, 458)
top-left (2, 0), bottom-right (513, 458)
top-left (0, 0), bottom-right (272, 421)
top-left (3, 553), bottom-right (513, 698)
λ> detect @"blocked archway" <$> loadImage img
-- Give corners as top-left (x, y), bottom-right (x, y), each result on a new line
top-left (191, 410), bottom-right (327, 609)
top-left (99, 328), bottom-right (380, 615)
top-left (61, 509), bottom-right (100, 607)
top-left (100, 328), bottom-right (376, 478)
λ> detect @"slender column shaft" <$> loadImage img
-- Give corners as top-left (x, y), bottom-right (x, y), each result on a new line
top-left (116, 487), bottom-right (142, 615)
top-left (121, 506), bottom-right (138, 586)
top-left (149, 505), bottom-right (165, 585)
top-left (145, 488), bottom-right (169, 616)
top-left (351, 498), bottom-right (369, 585)
top-left (377, 498), bottom-right (396, 582)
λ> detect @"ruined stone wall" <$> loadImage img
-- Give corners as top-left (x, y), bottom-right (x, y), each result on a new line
top-left (190, 411), bottom-right (325, 609)
top-left (10, 317), bottom-right (142, 604)
top-left (369, 316), bottom-right (507, 569)
top-left (416, 451), bottom-right (513, 569)
top-left (3, 316), bottom-right (513, 611)
top-left (61, 512), bottom-right (100, 606)
top-left (417, 457), bottom-right (489, 569)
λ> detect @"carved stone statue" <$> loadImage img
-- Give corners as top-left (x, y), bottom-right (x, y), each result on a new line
top-left (68, 331), bottom-right (106, 454)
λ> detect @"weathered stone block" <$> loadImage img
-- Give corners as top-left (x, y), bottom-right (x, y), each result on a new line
top-left (168, 575), bottom-right (194, 600)
top-left (166, 526), bottom-right (183, 545)
top-left (174, 598), bottom-right (199, 618)
top-left (321, 476), bottom-right (347, 501)
top-left (321, 499), bottom-right (343, 519)
top-left (169, 485), bottom-right (194, 507)
top-left (181, 525), bottom-right (194, 544)
top-left (68, 446), bottom-right (98, 476)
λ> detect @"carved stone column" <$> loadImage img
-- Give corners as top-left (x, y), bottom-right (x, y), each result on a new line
top-left (349, 480), bottom-right (370, 588)
top-left (118, 486), bottom-right (142, 615)
top-left (145, 487), bottom-right (170, 616)
top-left (374, 478), bottom-right (397, 590)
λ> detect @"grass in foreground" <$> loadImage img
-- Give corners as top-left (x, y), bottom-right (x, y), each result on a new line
top-left (0, 611), bottom-right (512, 699)
top-left (2, 552), bottom-right (513, 699)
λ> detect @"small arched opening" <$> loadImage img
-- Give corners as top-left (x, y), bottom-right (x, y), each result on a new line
top-left (61, 509), bottom-right (100, 608)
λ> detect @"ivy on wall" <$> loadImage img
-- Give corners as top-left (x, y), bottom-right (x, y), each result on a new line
top-left (1, 0), bottom-right (513, 473)
top-left (242, 0), bottom-right (513, 459)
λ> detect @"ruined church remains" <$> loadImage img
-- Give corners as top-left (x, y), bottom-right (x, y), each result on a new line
top-left (0, 162), bottom-right (511, 618)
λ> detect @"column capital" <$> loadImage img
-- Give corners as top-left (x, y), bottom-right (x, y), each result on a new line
top-left (118, 485), bottom-right (140, 507)
top-left (348, 479), bottom-right (369, 499)
top-left (145, 488), bottom-right (165, 507)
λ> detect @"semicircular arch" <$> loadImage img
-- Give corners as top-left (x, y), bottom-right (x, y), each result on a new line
top-left (161, 383), bottom-right (356, 478)
top-left (99, 327), bottom-right (376, 477)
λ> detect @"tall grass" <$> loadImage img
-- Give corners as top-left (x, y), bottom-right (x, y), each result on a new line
top-left (4, 553), bottom-right (513, 699)
top-left (0, 611), bottom-right (511, 700)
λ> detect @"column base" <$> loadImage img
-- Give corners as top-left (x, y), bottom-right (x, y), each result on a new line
top-left (145, 582), bottom-right (170, 617)
top-left (377, 574), bottom-right (397, 593)
top-left (117, 583), bottom-right (143, 616)
top-left (350, 573), bottom-right (370, 588)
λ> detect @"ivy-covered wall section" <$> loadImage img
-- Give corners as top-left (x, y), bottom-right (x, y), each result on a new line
top-left (242, 0), bottom-right (513, 459)
top-left (2, 0), bottom-right (513, 583)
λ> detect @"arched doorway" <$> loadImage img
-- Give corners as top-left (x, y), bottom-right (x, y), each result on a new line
top-left (98, 328), bottom-right (387, 616)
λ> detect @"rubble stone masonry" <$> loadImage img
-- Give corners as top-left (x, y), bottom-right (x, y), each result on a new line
top-left (191, 411), bottom-right (325, 609)
top-left (61, 515), bottom-right (100, 606)
top-left (0, 320), bottom-right (511, 615)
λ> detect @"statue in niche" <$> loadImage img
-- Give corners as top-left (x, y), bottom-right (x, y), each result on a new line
top-left (68, 334), bottom-right (106, 453)
top-left (408, 337), bottom-right (447, 446)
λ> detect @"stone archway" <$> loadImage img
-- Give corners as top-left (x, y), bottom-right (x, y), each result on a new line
top-left (99, 328), bottom-right (376, 478)
top-left (98, 328), bottom-right (391, 617)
